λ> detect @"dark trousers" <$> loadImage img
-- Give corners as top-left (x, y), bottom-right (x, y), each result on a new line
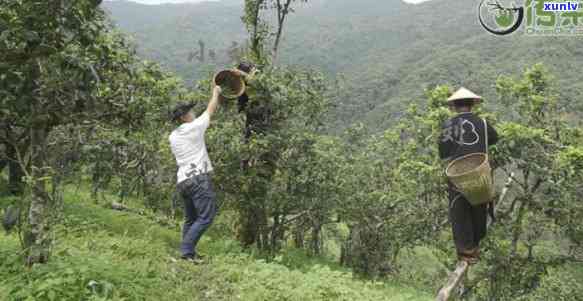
top-left (448, 185), bottom-right (488, 255)
top-left (177, 173), bottom-right (218, 257)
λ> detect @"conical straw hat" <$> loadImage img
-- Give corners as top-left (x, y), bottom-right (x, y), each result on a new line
top-left (447, 87), bottom-right (482, 103)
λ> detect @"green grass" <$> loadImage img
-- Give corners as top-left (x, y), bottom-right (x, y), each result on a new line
top-left (0, 187), bottom-right (432, 301)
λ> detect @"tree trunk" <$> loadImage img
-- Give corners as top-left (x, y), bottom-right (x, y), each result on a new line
top-left (310, 222), bottom-right (322, 255)
top-left (510, 201), bottom-right (527, 257)
top-left (237, 122), bottom-right (273, 249)
top-left (272, 20), bottom-right (284, 63)
top-left (236, 203), bottom-right (267, 248)
top-left (25, 126), bottom-right (51, 266)
top-left (340, 226), bottom-right (354, 266)
top-left (293, 225), bottom-right (305, 249)
top-left (5, 143), bottom-right (25, 195)
top-left (249, 0), bottom-right (265, 60)
top-left (270, 213), bottom-right (280, 253)
top-left (24, 60), bottom-right (53, 265)
top-left (0, 154), bottom-right (6, 174)
top-left (272, 0), bottom-right (292, 63)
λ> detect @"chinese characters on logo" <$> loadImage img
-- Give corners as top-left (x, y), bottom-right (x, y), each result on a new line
top-left (526, 0), bottom-right (583, 35)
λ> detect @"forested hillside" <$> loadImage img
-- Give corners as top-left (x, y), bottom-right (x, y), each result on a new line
top-left (103, 0), bottom-right (583, 131)
top-left (2, 1), bottom-right (583, 300)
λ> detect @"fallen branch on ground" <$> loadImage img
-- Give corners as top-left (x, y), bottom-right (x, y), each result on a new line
top-left (111, 202), bottom-right (131, 211)
top-left (436, 261), bottom-right (469, 301)
top-left (110, 202), bottom-right (146, 216)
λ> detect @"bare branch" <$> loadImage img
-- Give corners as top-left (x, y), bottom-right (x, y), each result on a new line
top-left (436, 261), bottom-right (470, 301)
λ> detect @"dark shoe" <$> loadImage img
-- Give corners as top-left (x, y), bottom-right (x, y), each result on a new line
top-left (181, 254), bottom-right (205, 265)
top-left (458, 248), bottom-right (480, 265)
top-left (459, 254), bottom-right (479, 265)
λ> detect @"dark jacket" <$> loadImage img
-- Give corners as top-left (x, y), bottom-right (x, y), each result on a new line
top-left (438, 112), bottom-right (498, 162)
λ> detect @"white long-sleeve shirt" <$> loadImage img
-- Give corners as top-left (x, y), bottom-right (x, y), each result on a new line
top-left (169, 111), bottom-right (213, 184)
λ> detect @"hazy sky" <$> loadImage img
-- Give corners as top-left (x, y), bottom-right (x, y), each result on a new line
top-left (111, 0), bottom-right (431, 5)
top-left (112, 0), bottom-right (217, 4)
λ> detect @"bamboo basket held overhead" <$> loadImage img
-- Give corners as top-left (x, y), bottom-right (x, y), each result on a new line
top-left (445, 119), bottom-right (494, 206)
top-left (213, 69), bottom-right (246, 100)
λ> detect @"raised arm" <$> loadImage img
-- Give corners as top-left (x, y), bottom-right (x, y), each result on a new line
top-left (206, 85), bottom-right (222, 117)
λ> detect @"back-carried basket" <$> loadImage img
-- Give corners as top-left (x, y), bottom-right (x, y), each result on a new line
top-left (445, 152), bottom-right (493, 206)
top-left (445, 119), bottom-right (495, 206)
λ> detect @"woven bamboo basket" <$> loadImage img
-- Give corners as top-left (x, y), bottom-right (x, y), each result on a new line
top-left (213, 69), bottom-right (246, 100)
top-left (445, 153), bottom-right (493, 206)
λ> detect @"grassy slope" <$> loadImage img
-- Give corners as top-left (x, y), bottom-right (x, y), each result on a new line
top-left (0, 187), bottom-right (432, 301)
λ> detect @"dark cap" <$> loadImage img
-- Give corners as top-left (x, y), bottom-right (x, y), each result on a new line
top-left (170, 102), bottom-right (196, 122)
top-left (237, 61), bottom-right (255, 73)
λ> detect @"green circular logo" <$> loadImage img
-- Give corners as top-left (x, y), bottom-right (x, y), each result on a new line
top-left (495, 9), bottom-right (515, 27)
top-left (478, 0), bottom-right (524, 35)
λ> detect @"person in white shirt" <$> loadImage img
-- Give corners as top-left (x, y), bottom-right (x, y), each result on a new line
top-left (169, 85), bottom-right (221, 263)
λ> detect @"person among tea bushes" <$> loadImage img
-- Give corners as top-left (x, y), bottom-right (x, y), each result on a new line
top-left (235, 61), bottom-right (258, 116)
top-left (438, 87), bottom-right (499, 264)
top-left (168, 85), bottom-right (222, 264)
top-left (235, 62), bottom-right (271, 141)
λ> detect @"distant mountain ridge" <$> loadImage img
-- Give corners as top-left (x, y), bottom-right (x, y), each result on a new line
top-left (103, 0), bottom-right (583, 130)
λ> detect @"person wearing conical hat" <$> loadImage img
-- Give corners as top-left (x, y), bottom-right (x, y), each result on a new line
top-left (438, 87), bottom-right (499, 264)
